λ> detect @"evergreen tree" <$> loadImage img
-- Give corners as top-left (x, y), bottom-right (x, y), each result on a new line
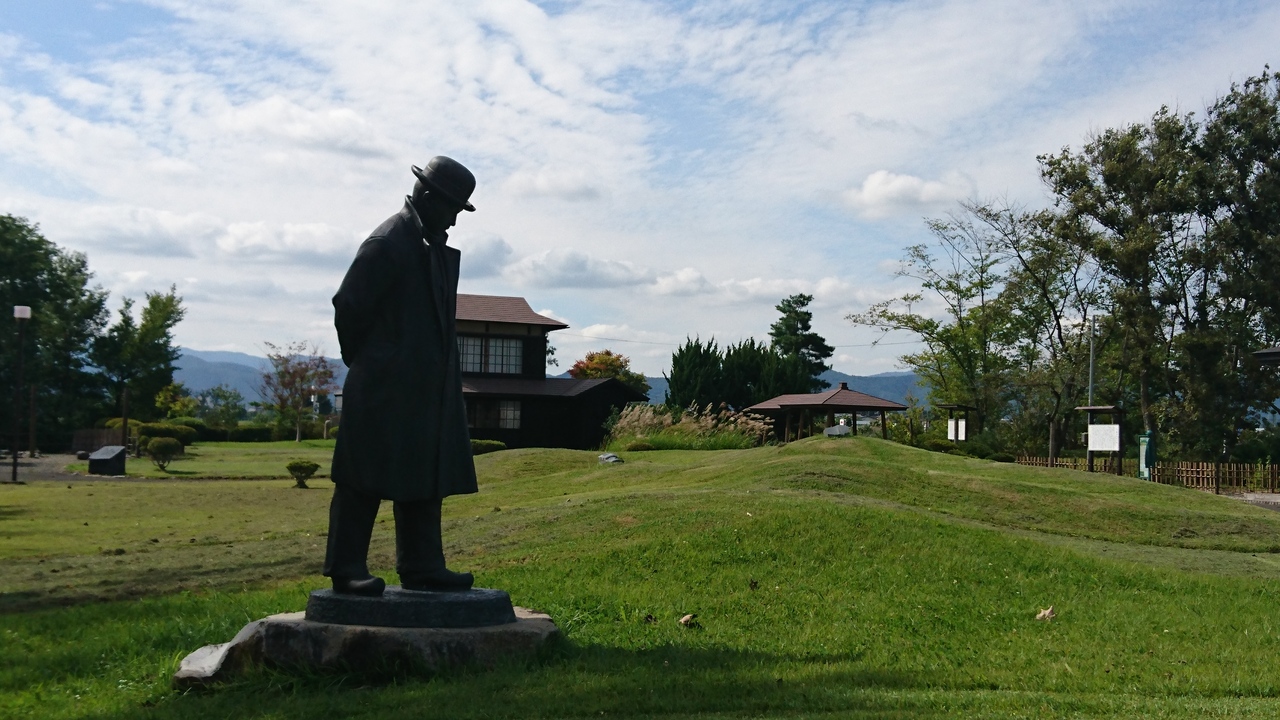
top-left (664, 337), bottom-right (723, 409)
top-left (769, 294), bottom-right (834, 391)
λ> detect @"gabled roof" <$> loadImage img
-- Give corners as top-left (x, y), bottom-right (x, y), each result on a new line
top-left (746, 382), bottom-right (907, 413)
top-left (462, 376), bottom-right (648, 401)
top-left (456, 294), bottom-right (568, 330)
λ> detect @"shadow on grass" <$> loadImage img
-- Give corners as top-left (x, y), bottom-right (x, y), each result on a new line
top-left (106, 641), bottom-right (926, 720)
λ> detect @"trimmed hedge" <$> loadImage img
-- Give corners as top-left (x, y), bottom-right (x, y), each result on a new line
top-left (471, 439), bottom-right (506, 455)
top-left (228, 425), bottom-right (273, 443)
top-left (168, 417), bottom-right (227, 442)
top-left (138, 423), bottom-right (198, 447)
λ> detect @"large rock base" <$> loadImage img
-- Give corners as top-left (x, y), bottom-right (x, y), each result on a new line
top-left (173, 607), bottom-right (558, 689)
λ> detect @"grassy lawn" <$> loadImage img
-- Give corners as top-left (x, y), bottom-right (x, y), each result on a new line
top-left (4, 437), bottom-right (1280, 717)
top-left (64, 440), bottom-right (336, 479)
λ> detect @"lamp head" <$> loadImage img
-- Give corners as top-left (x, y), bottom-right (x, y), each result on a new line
top-left (13, 306), bottom-right (31, 320)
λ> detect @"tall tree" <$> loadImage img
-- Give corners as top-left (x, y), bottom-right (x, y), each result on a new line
top-left (260, 341), bottom-right (337, 442)
top-left (664, 337), bottom-right (723, 410)
top-left (970, 202), bottom-right (1105, 457)
top-left (0, 215), bottom-right (110, 449)
top-left (569, 349), bottom-right (650, 397)
top-left (769, 294), bottom-right (834, 390)
top-left (721, 338), bottom-right (812, 410)
top-left (92, 287), bottom-right (186, 423)
top-left (848, 213), bottom-right (1014, 434)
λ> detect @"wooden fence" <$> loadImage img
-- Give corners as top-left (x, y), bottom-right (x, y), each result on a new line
top-left (1016, 456), bottom-right (1280, 494)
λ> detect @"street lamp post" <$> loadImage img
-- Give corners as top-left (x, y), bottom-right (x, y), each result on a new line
top-left (10, 305), bottom-right (31, 485)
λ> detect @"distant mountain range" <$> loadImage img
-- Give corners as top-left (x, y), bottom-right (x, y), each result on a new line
top-left (178, 348), bottom-right (924, 408)
top-left (174, 349), bottom-right (347, 403)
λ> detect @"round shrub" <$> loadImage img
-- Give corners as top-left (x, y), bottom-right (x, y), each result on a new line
top-left (146, 437), bottom-right (183, 471)
top-left (922, 438), bottom-right (958, 454)
top-left (625, 440), bottom-right (656, 451)
top-left (989, 452), bottom-right (1016, 463)
top-left (286, 460), bottom-right (321, 489)
top-left (471, 439), bottom-right (507, 455)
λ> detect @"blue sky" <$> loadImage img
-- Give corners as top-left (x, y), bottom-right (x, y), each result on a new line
top-left (1, 0), bottom-right (1277, 374)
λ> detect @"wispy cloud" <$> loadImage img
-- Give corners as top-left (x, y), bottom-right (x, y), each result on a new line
top-left (0, 0), bottom-right (1275, 371)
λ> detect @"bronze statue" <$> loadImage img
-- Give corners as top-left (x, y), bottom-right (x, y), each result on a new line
top-left (325, 156), bottom-right (479, 596)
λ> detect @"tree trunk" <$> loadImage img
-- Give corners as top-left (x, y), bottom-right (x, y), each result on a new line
top-left (1048, 415), bottom-right (1060, 460)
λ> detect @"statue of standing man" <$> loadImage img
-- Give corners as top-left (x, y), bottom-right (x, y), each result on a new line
top-left (324, 157), bottom-right (479, 596)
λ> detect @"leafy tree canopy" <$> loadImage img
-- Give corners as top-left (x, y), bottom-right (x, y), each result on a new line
top-left (568, 349), bottom-right (650, 397)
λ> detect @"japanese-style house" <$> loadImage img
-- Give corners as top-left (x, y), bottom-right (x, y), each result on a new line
top-left (456, 294), bottom-right (647, 449)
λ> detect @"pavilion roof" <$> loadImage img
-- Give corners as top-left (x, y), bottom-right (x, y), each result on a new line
top-left (746, 382), bottom-right (907, 414)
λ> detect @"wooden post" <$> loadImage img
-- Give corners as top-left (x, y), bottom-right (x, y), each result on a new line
top-left (1214, 462), bottom-right (1220, 495)
top-left (880, 409), bottom-right (887, 440)
top-left (1116, 415), bottom-right (1124, 476)
top-left (826, 412), bottom-right (835, 429)
top-left (121, 388), bottom-right (130, 449)
top-left (1085, 409), bottom-right (1094, 473)
top-left (27, 387), bottom-right (36, 457)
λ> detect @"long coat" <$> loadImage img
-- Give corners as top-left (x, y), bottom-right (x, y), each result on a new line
top-left (329, 200), bottom-right (478, 501)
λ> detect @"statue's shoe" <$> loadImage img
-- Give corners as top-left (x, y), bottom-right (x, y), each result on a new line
top-left (401, 569), bottom-right (474, 592)
top-left (331, 575), bottom-right (386, 596)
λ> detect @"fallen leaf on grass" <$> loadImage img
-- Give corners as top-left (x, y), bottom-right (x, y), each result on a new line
top-left (1036, 606), bottom-right (1056, 621)
top-left (679, 613), bottom-right (699, 628)
top-left (643, 614), bottom-right (657, 624)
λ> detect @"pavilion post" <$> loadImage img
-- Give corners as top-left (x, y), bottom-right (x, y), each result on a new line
top-left (880, 409), bottom-right (887, 440)
top-left (826, 412), bottom-right (835, 429)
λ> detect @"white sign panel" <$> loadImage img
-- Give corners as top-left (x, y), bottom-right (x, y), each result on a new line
top-left (1088, 424), bottom-right (1121, 452)
top-left (947, 418), bottom-right (966, 442)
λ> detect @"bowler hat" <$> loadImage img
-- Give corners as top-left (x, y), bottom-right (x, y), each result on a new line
top-left (412, 156), bottom-right (476, 212)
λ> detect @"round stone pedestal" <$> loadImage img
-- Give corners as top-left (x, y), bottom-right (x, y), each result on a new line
top-left (172, 589), bottom-right (557, 689)
top-left (305, 586), bottom-right (517, 628)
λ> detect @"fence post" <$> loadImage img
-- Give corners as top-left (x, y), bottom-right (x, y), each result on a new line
top-left (1214, 462), bottom-right (1220, 495)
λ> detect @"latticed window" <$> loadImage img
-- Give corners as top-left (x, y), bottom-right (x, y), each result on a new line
top-left (498, 400), bottom-right (521, 429)
top-left (486, 338), bottom-right (523, 374)
top-left (457, 335), bottom-right (524, 374)
top-left (466, 399), bottom-right (521, 429)
top-left (458, 336), bottom-right (483, 372)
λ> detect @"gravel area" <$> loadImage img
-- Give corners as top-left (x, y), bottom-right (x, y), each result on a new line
top-left (0, 453), bottom-right (84, 482)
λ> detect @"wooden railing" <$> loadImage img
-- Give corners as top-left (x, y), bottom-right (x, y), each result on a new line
top-left (1015, 456), bottom-right (1280, 494)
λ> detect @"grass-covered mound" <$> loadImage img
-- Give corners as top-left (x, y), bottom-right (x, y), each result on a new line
top-left (5, 437), bottom-right (1280, 718)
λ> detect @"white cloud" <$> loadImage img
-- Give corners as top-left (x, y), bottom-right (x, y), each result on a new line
top-left (503, 167), bottom-right (603, 201)
top-left (844, 171), bottom-right (972, 219)
top-left (652, 267), bottom-right (713, 296)
top-left (458, 234), bottom-right (514, 278)
top-left (0, 0), bottom-right (1275, 376)
top-left (507, 248), bottom-right (654, 289)
top-left (215, 222), bottom-right (357, 262)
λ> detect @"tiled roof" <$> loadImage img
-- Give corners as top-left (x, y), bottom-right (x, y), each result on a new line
top-left (746, 382), bottom-right (907, 413)
top-left (462, 376), bottom-right (647, 401)
top-left (456, 294), bottom-right (568, 329)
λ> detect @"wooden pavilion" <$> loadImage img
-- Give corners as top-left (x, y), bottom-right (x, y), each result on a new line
top-left (746, 382), bottom-right (907, 442)
top-left (1255, 346), bottom-right (1280, 366)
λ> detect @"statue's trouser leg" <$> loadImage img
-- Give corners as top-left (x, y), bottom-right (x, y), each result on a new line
top-left (322, 483), bottom-right (381, 579)
top-left (393, 498), bottom-right (444, 580)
